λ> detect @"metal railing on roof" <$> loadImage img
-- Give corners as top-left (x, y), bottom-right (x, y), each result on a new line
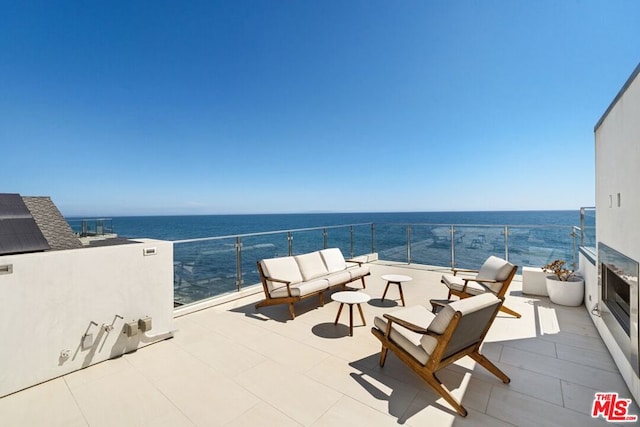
top-left (67, 218), bottom-right (114, 237)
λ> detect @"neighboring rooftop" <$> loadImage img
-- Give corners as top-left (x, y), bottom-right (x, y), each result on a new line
top-left (0, 193), bottom-right (51, 255)
top-left (22, 196), bottom-right (83, 251)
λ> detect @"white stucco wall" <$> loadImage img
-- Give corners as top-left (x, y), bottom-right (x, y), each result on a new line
top-left (596, 67), bottom-right (640, 257)
top-left (0, 239), bottom-right (174, 397)
top-left (594, 64), bottom-right (640, 403)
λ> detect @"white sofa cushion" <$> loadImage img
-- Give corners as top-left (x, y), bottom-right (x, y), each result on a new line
top-left (295, 251), bottom-right (329, 281)
top-left (347, 265), bottom-right (370, 281)
top-left (320, 248), bottom-right (348, 273)
top-left (270, 278), bottom-right (329, 298)
top-left (325, 270), bottom-right (352, 287)
top-left (260, 256), bottom-right (303, 292)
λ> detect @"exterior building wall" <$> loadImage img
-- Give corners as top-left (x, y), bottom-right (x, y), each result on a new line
top-left (595, 66), bottom-right (640, 259)
top-left (594, 63), bottom-right (640, 403)
top-left (0, 239), bottom-right (174, 397)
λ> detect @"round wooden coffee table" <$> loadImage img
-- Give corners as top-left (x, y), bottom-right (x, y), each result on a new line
top-left (331, 291), bottom-right (371, 336)
top-left (381, 274), bottom-right (413, 306)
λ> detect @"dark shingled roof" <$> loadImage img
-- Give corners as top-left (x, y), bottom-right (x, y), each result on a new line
top-left (22, 196), bottom-right (83, 251)
top-left (0, 194), bottom-right (51, 255)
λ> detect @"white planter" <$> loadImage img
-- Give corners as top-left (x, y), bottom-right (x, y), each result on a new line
top-left (545, 275), bottom-right (584, 306)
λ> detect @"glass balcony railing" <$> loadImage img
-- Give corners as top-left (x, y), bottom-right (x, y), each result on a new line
top-left (172, 221), bottom-right (588, 307)
top-left (580, 206), bottom-right (596, 251)
top-left (67, 218), bottom-right (114, 237)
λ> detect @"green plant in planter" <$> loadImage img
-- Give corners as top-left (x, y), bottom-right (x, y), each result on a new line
top-left (542, 259), bottom-right (575, 281)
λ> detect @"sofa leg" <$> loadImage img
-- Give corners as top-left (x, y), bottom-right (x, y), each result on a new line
top-left (288, 304), bottom-right (296, 320)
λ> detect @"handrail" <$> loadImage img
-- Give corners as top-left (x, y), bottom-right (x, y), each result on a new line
top-left (173, 222), bottom-right (373, 244)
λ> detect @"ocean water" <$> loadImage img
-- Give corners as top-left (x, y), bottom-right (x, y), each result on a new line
top-left (109, 210), bottom-right (583, 241)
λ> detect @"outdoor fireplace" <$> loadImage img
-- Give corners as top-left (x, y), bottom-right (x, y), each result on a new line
top-left (599, 243), bottom-right (639, 376)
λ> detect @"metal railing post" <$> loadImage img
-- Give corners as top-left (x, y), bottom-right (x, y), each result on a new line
top-left (407, 225), bottom-right (412, 264)
top-left (580, 207), bottom-right (585, 247)
top-left (504, 226), bottom-right (509, 261)
top-left (349, 226), bottom-right (354, 258)
top-left (287, 232), bottom-right (293, 256)
top-left (323, 228), bottom-right (327, 249)
top-left (450, 225), bottom-right (456, 269)
top-left (235, 237), bottom-right (243, 291)
top-left (571, 227), bottom-right (578, 270)
top-left (371, 223), bottom-right (376, 254)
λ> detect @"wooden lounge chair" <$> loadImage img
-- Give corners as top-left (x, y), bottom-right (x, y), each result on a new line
top-left (371, 293), bottom-right (510, 417)
top-left (440, 255), bottom-right (521, 318)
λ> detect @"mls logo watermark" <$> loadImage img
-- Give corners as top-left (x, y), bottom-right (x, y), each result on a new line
top-left (592, 392), bottom-right (638, 422)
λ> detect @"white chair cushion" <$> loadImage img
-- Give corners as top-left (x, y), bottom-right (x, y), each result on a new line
top-left (476, 256), bottom-right (514, 282)
top-left (374, 305), bottom-right (437, 365)
top-left (260, 257), bottom-right (303, 292)
top-left (441, 274), bottom-right (486, 295)
top-left (320, 248), bottom-right (347, 273)
top-left (295, 251), bottom-right (329, 281)
top-left (428, 293), bottom-right (500, 334)
top-left (270, 278), bottom-right (329, 298)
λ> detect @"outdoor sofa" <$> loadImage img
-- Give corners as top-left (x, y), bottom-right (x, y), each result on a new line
top-left (256, 248), bottom-right (370, 319)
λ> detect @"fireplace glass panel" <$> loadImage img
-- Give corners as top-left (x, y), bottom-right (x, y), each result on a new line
top-left (603, 263), bottom-right (632, 334)
top-left (599, 242), bottom-right (639, 376)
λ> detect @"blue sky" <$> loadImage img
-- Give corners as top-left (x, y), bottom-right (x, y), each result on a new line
top-left (2, 1), bottom-right (639, 216)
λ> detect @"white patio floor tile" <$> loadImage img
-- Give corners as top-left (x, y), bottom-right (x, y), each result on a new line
top-left (153, 364), bottom-right (260, 426)
top-left (224, 402), bottom-right (301, 427)
top-left (0, 377), bottom-right (87, 427)
top-left (487, 386), bottom-right (614, 427)
top-left (312, 396), bottom-right (399, 426)
top-left (1, 262), bottom-right (638, 427)
top-left (499, 345), bottom-right (630, 393)
top-left (234, 359), bottom-right (342, 426)
top-left (68, 365), bottom-right (177, 427)
top-left (305, 355), bottom-right (420, 418)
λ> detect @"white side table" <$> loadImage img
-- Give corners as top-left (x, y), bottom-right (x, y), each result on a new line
top-left (331, 291), bottom-right (371, 336)
top-left (381, 274), bottom-right (413, 306)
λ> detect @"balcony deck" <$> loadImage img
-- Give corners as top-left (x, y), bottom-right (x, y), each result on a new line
top-left (1, 262), bottom-right (637, 426)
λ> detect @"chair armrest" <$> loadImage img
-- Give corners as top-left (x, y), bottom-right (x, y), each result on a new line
top-left (345, 259), bottom-right (364, 266)
top-left (383, 313), bottom-right (429, 334)
top-left (452, 268), bottom-right (479, 276)
top-left (265, 276), bottom-right (292, 285)
top-left (461, 278), bottom-right (498, 294)
top-left (263, 276), bottom-right (294, 297)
